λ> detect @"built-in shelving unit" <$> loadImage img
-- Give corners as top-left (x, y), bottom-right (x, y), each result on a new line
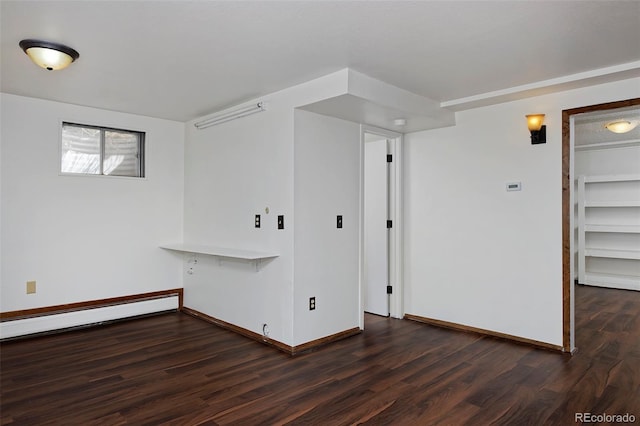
top-left (577, 174), bottom-right (640, 291)
top-left (160, 243), bottom-right (279, 271)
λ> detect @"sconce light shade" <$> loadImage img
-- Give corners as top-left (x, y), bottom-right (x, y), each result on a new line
top-left (19, 39), bottom-right (79, 71)
top-left (526, 114), bottom-right (546, 144)
top-left (526, 114), bottom-right (545, 131)
top-left (605, 120), bottom-right (638, 134)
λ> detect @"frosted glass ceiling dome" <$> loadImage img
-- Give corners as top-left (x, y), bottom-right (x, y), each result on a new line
top-left (19, 39), bottom-right (79, 71)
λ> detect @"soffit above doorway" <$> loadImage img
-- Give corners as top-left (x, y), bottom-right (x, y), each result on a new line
top-left (298, 69), bottom-right (455, 133)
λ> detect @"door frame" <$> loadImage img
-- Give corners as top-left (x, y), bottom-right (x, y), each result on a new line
top-left (562, 97), bottom-right (640, 353)
top-left (359, 125), bottom-right (403, 329)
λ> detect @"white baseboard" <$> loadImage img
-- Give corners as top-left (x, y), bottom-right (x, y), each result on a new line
top-left (0, 296), bottom-right (178, 339)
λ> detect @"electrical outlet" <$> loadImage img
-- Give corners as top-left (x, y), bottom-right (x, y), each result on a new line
top-left (26, 281), bottom-right (36, 294)
top-left (255, 214), bottom-right (261, 228)
top-left (309, 297), bottom-right (316, 310)
top-left (278, 215), bottom-right (284, 230)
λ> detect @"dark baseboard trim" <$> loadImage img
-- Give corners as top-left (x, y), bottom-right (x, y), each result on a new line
top-left (404, 313), bottom-right (564, 353)
top-left (0, 288), bottom-right (184, 322)
top-left (182, 307), bottom-right (293, 354)
top-left (182, 306), bottom-right (361, 356)
top-left (292, 327), bottom-right (361, 355)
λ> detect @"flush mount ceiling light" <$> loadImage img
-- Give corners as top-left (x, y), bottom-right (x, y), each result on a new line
top-left (604, 120), bottom-right (638, 134)
top-left (19, 39), bottom-right (79, 71)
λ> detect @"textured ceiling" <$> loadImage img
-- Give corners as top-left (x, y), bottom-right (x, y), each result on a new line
top-left (1, 1), bottom-right (640, 122)
top-left (575, 106), bottom-right (640, 146)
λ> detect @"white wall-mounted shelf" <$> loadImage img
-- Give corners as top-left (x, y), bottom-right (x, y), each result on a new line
top-left (585, 200), bottom-right (640, 208)
top-left (584, 248), bottom-right (640, 260)
top-left (584, 224), bottom-right (640, 234)
top-left (160, 243), bottom-right (279, 260)
top-left (582, 174), bottom-right (640, 183)
top-left (160, 243), bottom-right (279, 271)
top-left (577, 175), bottom-right (640, 291)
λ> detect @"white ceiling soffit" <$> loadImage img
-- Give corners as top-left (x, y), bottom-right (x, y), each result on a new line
top-left (299, 69), bottom-right (455, 132)
top-left (300, 94), bottom-right (447, 133)
top-left (1, 1), bottom-right (640, 122)
top-left (443, 62), bottom-right (640, 112)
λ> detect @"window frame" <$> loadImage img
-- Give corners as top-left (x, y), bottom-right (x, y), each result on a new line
top-left (60, 121), bottom-right (146, 178)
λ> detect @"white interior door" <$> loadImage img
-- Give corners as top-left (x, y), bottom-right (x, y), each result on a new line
top-left (364, 137), bottom-right (389, 316)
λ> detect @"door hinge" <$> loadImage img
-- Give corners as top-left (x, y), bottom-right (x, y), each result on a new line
top-left (387, 285), bottom-right (393, 294)
top-left (387, 220), bottom-right (393, 229)
top-left (387, 154), bottom-right (393, 163)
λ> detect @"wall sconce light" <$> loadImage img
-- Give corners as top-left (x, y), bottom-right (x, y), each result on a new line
top-left (19, 39), bottom-right (79, 71)
top-left (604, 120), bottom-right (638, 134)
top-left (526, 114), bottom-right (546, 144)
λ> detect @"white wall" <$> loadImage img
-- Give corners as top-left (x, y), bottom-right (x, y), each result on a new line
top-left (5, 71), bottom-right (636, 349)
top-left (182, 71), bottom-right (353, 346)
top-left (293, 110), bottom-right (360, 345)
top-left (0, 93), bottom-right (184, 313)
top-left (403, 78), bottom-right (640, 346)
top-left (182, 98), bottom-right (296, 346)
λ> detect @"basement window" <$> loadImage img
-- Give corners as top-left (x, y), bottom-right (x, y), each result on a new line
top-left (61, 122), bottom-right (145, 178)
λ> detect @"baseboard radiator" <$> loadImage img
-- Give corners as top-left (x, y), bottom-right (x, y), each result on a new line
top-left (0, 289), bottom-right (183, 340)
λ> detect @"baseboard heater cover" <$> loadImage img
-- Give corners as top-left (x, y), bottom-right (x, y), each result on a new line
top-left (1, 295), bottom-right (179, 340)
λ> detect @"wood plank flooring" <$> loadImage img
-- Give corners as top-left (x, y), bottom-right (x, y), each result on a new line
top-left (1, 284), bottom-right (639, 425)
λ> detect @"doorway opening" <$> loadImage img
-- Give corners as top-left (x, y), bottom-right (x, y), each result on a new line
top-left (360, 125), bottom-right (403, 328)
top-left (562, 98), bottom-right (640, 353)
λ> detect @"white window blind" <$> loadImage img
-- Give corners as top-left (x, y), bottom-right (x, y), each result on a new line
top-left (61, 122), bottom-right (145, 178)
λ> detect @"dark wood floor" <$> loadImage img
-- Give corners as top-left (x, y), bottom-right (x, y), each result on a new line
top-left (2, 284), bottom-right (639, 425)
